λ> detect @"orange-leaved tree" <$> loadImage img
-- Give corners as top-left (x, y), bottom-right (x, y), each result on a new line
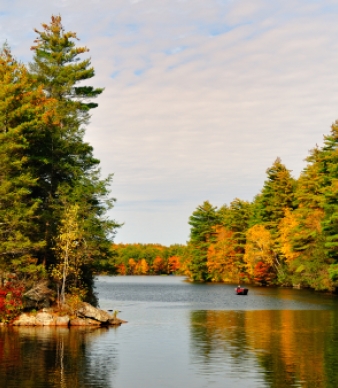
top-left (152, 256), bottom-right (165, 274)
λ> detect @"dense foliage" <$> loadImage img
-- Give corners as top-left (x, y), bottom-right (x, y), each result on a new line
top-left (0, 16), bottom-right (119, 319)
top-left (187, 125), bottom-right (338, 292)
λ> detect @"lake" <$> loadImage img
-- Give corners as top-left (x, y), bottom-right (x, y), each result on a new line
top-left (1, 276), bottom-right (338, 388)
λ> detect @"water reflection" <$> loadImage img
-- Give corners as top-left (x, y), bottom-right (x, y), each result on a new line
top-left (190, 310), bottom-right (338, 388)
top-left (0, 326), bottom-right (118, 388)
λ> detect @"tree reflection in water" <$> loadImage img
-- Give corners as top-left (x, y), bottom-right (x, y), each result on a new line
top-left (190, 310), bottom-right (338, 388)
top-left (0, 326), bottom-right (118, 388)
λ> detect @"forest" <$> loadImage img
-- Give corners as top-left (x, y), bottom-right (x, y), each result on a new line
top-left (185, 121), bottom-right (338, 291)
top-left (0, 16), bottom-right (119, 322)
top-left (182, 117), bottom-right (338, 291)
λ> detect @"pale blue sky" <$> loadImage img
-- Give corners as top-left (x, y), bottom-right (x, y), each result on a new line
top-left (1, 0), bottom-right (338, 244)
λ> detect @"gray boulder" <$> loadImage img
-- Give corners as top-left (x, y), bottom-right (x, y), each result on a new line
top-left (76, 302), bottom-right (111, 323)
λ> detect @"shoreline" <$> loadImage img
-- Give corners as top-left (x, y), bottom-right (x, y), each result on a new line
top-left (1, 301), bottom-right (127, 327)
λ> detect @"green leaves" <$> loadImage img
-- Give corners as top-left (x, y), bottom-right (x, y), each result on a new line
top-left (188, 201), bottom-right (220, 281)
top-left (0, 45), bottom-right (46, 271)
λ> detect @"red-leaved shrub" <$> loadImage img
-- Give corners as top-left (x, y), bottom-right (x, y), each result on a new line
top-left (0, 283), bottom-right (24, 323)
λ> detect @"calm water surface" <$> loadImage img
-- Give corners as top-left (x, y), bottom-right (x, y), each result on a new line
top-left (1, 276), bottom-right (338, 388)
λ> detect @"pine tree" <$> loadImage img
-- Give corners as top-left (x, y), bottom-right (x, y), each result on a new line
top-left (30, 15), bottom-right (103, 119)
top-left (290, 153), bottom-right (324, 266)
top-left (27, 15), bottom-right (119, 278)
top-left (251, 157), bottom-right (296, 234)
top-left (188, 201), bottom-right (220, 281)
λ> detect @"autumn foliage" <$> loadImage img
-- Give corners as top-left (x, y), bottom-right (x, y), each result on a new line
top-left (102, 243), bottom-right (187, 276)
top-left (187, 129), bottom-right (338, 291)
top-left (0, 283), bottom-right (24, 323)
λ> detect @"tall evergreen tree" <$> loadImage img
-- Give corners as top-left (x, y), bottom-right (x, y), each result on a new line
top-left (188, 201), bottom-right (220, 281)
top-left (291, 149), bottom-right (324, 257)
top-left (251, 157), bottom-right (296, 234)
top-left (27, 16), bottom-right (118, 280)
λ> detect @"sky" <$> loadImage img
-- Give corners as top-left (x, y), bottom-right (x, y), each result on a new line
top-left (1, 0), bottom-right (338, 245)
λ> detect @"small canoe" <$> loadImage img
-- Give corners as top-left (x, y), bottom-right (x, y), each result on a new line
top-left (235, 288), bottom-right (248, 295)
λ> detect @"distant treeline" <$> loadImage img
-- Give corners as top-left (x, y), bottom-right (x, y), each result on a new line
top-left (186, 120), bottom-right (338, 292)
top-left (94, 243), bottom-right (188, 275)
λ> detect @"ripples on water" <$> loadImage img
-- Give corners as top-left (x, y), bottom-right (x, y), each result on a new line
top-left (1, 276), bottom-right (338, 388)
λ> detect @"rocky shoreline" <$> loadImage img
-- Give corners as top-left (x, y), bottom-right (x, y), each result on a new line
top-left (5, 302), bottom-right (127, 327)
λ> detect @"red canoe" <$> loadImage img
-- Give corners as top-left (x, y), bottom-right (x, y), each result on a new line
top-left (235, 287), bottom-right (248, 295)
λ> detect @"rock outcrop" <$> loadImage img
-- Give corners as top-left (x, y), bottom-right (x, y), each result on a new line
top-left (76, 302), bottom-right (111, 323)
top-left (11, 304), bottom-right (127, 327)
top-left (69, 318), bottom-right (102, 326)
top-left (108, 317), bottom-right (127, 325)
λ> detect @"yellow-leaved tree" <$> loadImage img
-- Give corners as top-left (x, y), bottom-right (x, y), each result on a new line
top-left (135, 258), bottom-right (149, 275)
top-left (207, 226), bottom-right (239, 282)
top-left (52, 204), bottom-right (84, 305)
top-left (278, 208), bottom-right (300, 265)
top-left (243, 224), bottom-right (277, 284)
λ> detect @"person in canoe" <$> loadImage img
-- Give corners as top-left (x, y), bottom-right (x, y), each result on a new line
top-left (235, 285), bottom-right (249, 295)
